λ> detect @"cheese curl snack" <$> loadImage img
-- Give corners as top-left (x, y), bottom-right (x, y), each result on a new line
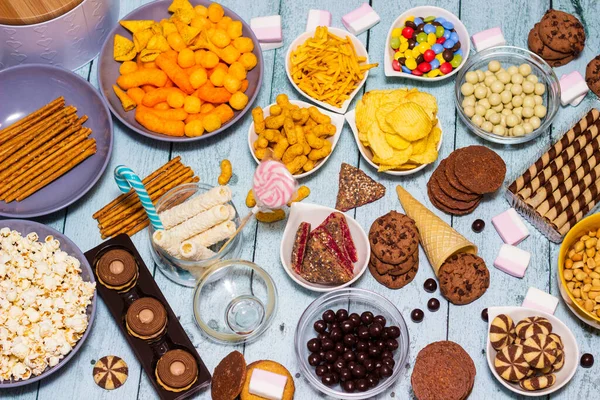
top-left (135, 106), bottom-right (184, 137)
top-left (155, 53), bottom-right (195, 94)
top-left (116, 69), bottom-right (168, 89)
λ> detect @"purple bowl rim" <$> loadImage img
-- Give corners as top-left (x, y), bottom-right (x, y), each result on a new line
top-left (0, 64), bottom-right (114, 219)
top-left (0, 219), bottom-right (97, 388)
top-left (96, 0), bottom-right (264, 143)
top-left (0, 0), bottom-right (96, 28)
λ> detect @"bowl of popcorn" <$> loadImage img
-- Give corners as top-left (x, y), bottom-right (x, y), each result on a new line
top-left (454, 46), bottom-right (560, 144)
top-left (0, 220), bottom-right (96, 387)
top-left (558, 213), bottom-right (600, 329)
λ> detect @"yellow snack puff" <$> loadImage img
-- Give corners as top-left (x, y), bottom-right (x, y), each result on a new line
top-left (177, 48), bottom-right (196, 68)
top-left (227, 21), bottom-right (243, 39)
top-left (269, 105), bottom-right (282, 116)
top-left (246, 190), bottom-right (256, 208)
top-left (233, 37), bottom-right (254, 53)
top-left (218, 159), bottom-right (232, 185)
top-left (190, 68), bottom-right (208, 89)
top-left (312, 124), bottom-right (336, 137)
top-left (255, 147), bottom-right (268, 160)
top-left (256, 209), bottom-right (285, 223)
top-left (308, 140), bottom-right (332, 161)
top-left (251, 107), bottom-right (265, 134)
top-left (263, 129), bottom-right (282, 142)
top-left (254, 135), bottom-right (268, 149)
top-left (183, 96), bottom-right (201, 113)
top-left (287, 186), bottom-right (310, 205)
top-left (207, 3), bottom-right (225, 23)
top-left (228, 62), bottom-right (247, 80)
top-left (194, 5), bottom-right (208, 16)
top-left (223, 74), bottom-right (242, 94)
top-left (229, 92), bottom-right (248, 110)
top-left (283, 118), bottom-right (297, 145)
top-left (184, 120), bottom-right (204, 137)
top-left (302, 159), bottom-right (316, 172)
top-left (239, 52), bottom-right (257, 70)
top-left (217, 16), bottom-right (232, 30)
top-left (295, 125), bottom-right (311, 155)
top-left (286, 155), bottom-right (308, 174)
top-left (203, 113), bottom-right (222, 132)
top-left (308, 106), bottom-right (331, 124)
top-left (209, 68), bottom-right (227, 87)
top-left (282, 144), bottom-right (304, 164)
top-left (220, 45), bottom-right (241, 64)
top-left (272, 137), bottom-right (289, 160)
top-left (276, 93), bottom-right (292, 109)
top-left (265, 114), bottom-right (285, 129)
top-left (113, 85), bottom-right (136, 111)
top-left (305, 132), bottom-right (325, 149)
top-left (210, 28), bottom-right (231, 48)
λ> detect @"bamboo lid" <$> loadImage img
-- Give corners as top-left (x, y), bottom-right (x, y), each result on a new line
top-left (0, 0), bottom-right (83, 26)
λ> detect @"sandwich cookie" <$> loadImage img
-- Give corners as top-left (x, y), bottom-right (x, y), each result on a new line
top-left (96, 249), bottom-right (138, 292)
top-left (126, 297), bottom-right (167, 341)
top-left (155, 349), bottom-right (198, 392)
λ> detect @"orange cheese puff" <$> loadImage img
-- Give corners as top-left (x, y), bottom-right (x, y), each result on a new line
top-left (164, 78), bottom-right (174, 88)
top-left (113, 85), bottom-right (136, 111)
top-left (210, 28), bottom-right (231, 48)
top-left (200, 51), bottom-right (220, 69)
top-left (190, 68), bottom-right (208, 89)
top-left (184, 96), bottom-right (201, 114)
top-left (194, 4), bottom-right (208, 16)
top-left (178, 48), bottom-right (195, 68)
top-left (241, 79), bottom-right (249, 92)
top-left (155, 53), bottom-right (194, 94)
top-left (167, 32), bottom-right (186, 51)
top-left (208, 104), bottom-right (234, 124)
top-left (127, 87), bottom-right (145, 105)
top-left (148, 107), bottom-right (188, 121)
top-left (154, 102), bottom-right (170, 110)
top-left (200, 103), bottom-right (215, 113)
top-left (184, 120), bottom-right (205, 137)
top-left (184, 113), bottom-right (201, 124)
top-left (135, 106), bottom-right (184, 136)
top-left (233, 37), bottom-right (254, 53)
top-left (227, 21), bottom-right (243, 39)
top-left (220, 45), bottom-right (241, 65)
top-left (195, 83), bottom-right (232, 103)
top-left (142, 87), bottom-right (185, 107)
top-left (194, 50), bottom-right (205, 65)
top-left (119, 61), bottom-right (138, 75)
top-left (208, 63), bottom-right (229, 76)
top-left (167, 91), bottom-right (185, 108)
top-left (228, 62), bottom-right (247, 81)
top-left (203, 114), bottom-right (222, 132)
top-left (142, 61), bottom-right (157, 69)
top-left (207, 3), bottom-right (224, 22)
top-left (116, 69), bottom-right (168, 90)
top-left (223, 74), bottom-right (242, 94)
top-left (141, 84), bottom-right (157, 93)
top-left (209, 68), bottom-right (227, 87)
top-left (239, 53), bottom-right (258, 70)
top-left (184, 64), bottom-right (203, 76)
top-left (163, 49), bottom-right (178, 63)
top-left (229, 92), bottom-right (248, 110)
top-left (217, 16), bottom-right (232, 30)
top-left (191, 15), bottom-right (210, 29)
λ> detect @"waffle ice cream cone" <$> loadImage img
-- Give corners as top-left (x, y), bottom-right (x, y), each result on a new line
top-left (396, 185), bottom-right (477, 275)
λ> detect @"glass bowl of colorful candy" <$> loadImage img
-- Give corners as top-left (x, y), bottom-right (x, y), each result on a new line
top-left (454, 46), bottom-right (560, 144)
top-left (384, 6), bottom-right (470, 80)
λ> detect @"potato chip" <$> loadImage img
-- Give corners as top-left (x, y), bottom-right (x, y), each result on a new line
top-left (114, 34), bottom-right (137, 61)
top-left (385, 102), bottom-right (432, 141)
top-left (410, 126), bottom-right (441, 164)
top-left (372, 146), bottom-right (413, 171)
top-left (406, 91), bottom-right (438, 121)
top-left (133, 28), bottom-right (154, 52)
top-left (168, 0), bottom-right (194, 13)
top-left (172, 17), bottom-right (201, 45)
top-left (367, 123), bottom-right (394, 160)
top-left (147, 34), bottom-right (170, 52)
top-left (411, 135), bottom-right (428, 155)
top-left (385, 133), bottom-right (411, 150)
top-left (375, 103), bottom-right (400, 134)
top-left (120, 20), bottom-right (155, 34)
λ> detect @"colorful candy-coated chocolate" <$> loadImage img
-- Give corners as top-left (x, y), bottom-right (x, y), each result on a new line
top-left (417, 43), bottom-right (431, 53)
top-left (440, 62), bottom-right (453, 74)
top-left (402, 27), bottom-right (414, 39)
top-left (405, 58), bottom-right (417, 70)
top-left (442, 21), bottom-right (454, 30)
top-left (390, 37), bottom-right (400, 49)
top-left (399, 41), bottom-right (409, 52)
top-left (412, 69), bottom-right (423, 76)
top-left (417, 62), bottom-right (431, 73)
top-left (414, 17), bottom-right (423, 25)
top-left (443, 39), bottom-right (455, 49)
top-left (401, 65), bottom-right (411, 74)
top-left (424, 24), bottom-right (435, 34)
top-left (416, 32), bottom-right (427, 43)
top-left (443, 29), bottom-right (452, 39)
top-left (430, 59), bottom-right (440, 69)
top-left (427, 69), bottom-right (441, 77)
top-left (424, 16), bottom-right (435, 22)
top-left (435, 25), bottom-right (445, 38)
top-left (392, 60), bottom-right (401, 71)
top-left (423, 49), bottom-right (435, 62)
top-left (427, 32), bottom-right (437, 45)
top-left (436, 36), bottom-right (446, 44)
top-left (432, 43), bottom-right (444, 54)
top-left (450, 31), bottom-right (459, 43)
top-left (391, 27), bottom-right (403, 37)
top-left (450, 55), bottom-right (462, 68)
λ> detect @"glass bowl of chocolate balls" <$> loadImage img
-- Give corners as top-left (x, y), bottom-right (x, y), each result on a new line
top-left (295, 288), bottom-right (409, 399)
top-left (454, 46), bottom-right (560, 144)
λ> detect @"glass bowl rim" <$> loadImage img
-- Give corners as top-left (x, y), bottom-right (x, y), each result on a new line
top-left (454, 45), bottom-right (561, 144)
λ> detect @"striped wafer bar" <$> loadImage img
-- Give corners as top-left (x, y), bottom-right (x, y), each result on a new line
top-left (509, 109), bottom-right (600, 194)
top-left (518, 133), bottom-right (600, 200)
top-left (552, 179), bottom-right (600, 231)
top-left (526, 151), bottom-right (600, 209)
top-left (540, 164), bottom-right (600, 220)
top-left (558, 187), bottom-right (600, 235)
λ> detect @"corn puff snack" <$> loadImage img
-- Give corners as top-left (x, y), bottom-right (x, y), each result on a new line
top-left (289, 26), bottom-right (378, 108)
top-left (246, 189), bottom-right (256, 208)
top-left (218, 159), bottom-right (232, 185)
top-left (287, 185), bottom-right (310, 205)
top-left (111, 0), bottom-right (258, 137)
top-left (256, 209), bottom-right (286, 223)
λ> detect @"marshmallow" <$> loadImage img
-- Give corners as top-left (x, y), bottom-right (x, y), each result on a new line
top-left (559, 71), bottom-right (589, 106)
top-left (306, 9), bottom-right (332, 32)
top-left (250, 15), bottom-right (282, 43)
top-left (248, 368), bottom-right (288, 400)
top-left (522, 287), bottom-right (559, 315)
top-left (260, 41), bottom-right (283, 51)
top-left (342, 3), bottom-right (380, 36)
top-left (494, 244), bottom-right (531, 278)
top-left (492, 208), bottom-right (530, 245)
top-left (571, 92), bottom-right (586, 106)
top-left (471, 27), bottom-right (506, 52)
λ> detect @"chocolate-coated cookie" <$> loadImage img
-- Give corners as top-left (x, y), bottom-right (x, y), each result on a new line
top-left (370, 249), bottom-right (417, 276)
top-left (369, 211), bottom-right (419, 265)
top-left (444, 150), bottom-right (474, 194)
top-left (368, 261), bottom-right (417, 290)
top-left (435, 159), bottom-right (481, 202)
top-left (438, 253), bottom-right (490, 305)
top-left (539, 9), bottom-right (585, 55)
top-left (427, 175), bottom-right (481, 212)
top-left (454, 145), bottom-right (506, 194)
top-left (527, 23), bottom-right (572, 60)
top-left (211, 351), bottom-right (246, 400)
top-left (586, 55), bottom-right (600, 97)
top-left (427, 185), bottom-right (480, 216)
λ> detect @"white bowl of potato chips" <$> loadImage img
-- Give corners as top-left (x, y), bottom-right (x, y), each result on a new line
top-left (248, 97), bottom-right (345, 179)
top-left (285, 27), bottom-right (377, 114)
top-left (346, 89), bottom-right (442, 176)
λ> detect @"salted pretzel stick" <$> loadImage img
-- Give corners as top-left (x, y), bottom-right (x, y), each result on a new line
top-left (558, 189), bottom-right (600, 235)
top-left (552, 178), bottom-right (600, 231)
top-left (92, 156), bottom-right (182, 219)
top-left (518, 132), bottom-right (600, 200)
top-left (7, 141), bottom-right (96, 202)
top-left (0, 97), bottom-right (64, 141)
top-left (509, 108), bottom-right (600, 193)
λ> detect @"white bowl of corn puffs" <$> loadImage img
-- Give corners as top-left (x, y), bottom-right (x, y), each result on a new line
top-left (285, 27), bottom-right (377, 114)
top-left (248, 97), bottom-right (345, 179)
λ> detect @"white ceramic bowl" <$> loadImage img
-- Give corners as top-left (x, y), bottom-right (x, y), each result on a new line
top-left (0, 0), bottom-right (119, 71)
top-left (345, 108), bottom-right (443, 176)
top-left (280, 202), bottom-right (370, 292)
top-left (384, 6), bottom-right (470, 81)
top-left (486, 306), bottom-right (579, 397)
top-left (248, 100), bottom-right (345, 179)
top-left (285, 28), bottom-right (370, 114)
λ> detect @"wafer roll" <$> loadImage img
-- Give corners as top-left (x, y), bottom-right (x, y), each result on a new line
top-left (541, 167), bottom-right (599, 220)
top-left (181, 220), bottom-right (236, 250)
top-left (518, 135), bottom-right (600, 200)
top-left (509, 109), bottom-right (600, 193)
top-left (558, 188), bottom-right (600, 235)
top-left (552, 179), bottom-right (600, 230)
top-left (158, 185), bottom-right (231, 229)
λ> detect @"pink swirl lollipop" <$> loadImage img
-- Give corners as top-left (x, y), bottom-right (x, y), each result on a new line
top-left (252, 160), bottom-right (297, 209)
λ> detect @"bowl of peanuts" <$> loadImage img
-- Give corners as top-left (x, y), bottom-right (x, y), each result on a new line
top-left (247, 95), bottom-right (345, 179)
top-left (558, 213), bottom-right (600, 328)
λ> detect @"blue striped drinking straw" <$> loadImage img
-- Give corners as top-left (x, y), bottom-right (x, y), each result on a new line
top-left (114, 165), bottom-right (164, 231)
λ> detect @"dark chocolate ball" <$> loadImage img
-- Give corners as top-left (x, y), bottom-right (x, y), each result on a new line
top-left (336, 309), bottom-right (349, 321)
top-left (356, 341), bottom-right (368, 352)
top-left (382, 357), bottom-right (395, 368)
top-left (334, 342), bottom-right (345, 354)
top-left (423, 278), bottom-right (437, 293)
top-left (386, 326), bottom-right (401, 339)
top-left (374, 315), bottom-right (387, 327)
top-left (349, 313), bottom-right (361, 327)
top-left (481, 308), bottom-right (489, 322)
top-left (405, 20), bottom-right (417, 29)
top-left (334, 359), bottom-right (346, 372)
top-left (356, 352), bottom-right (368, 364)
top-left (308, 352), bottom-right (321, 366)
top-left (369, 346), bottom-right (381, 359)
top-left (364, 358), bottom-right (376, 372)
top-left (386, 339), bottom-right (399, 351)
top-left (315, 365), bottom-right (328, 377)
top-left (330, 327), bottom-right (343, 342)
top-left (381, 350), bottom-right (394, 360)
top-left (325, 350), bottom-right (338, 364)
top-left (343, 380), bottom-right (356, 392)
top-left (352, 364), bottom-right (367, 378)
top-left (581, 353), bottom-right (594, 368)
top-left (357, 325), bottom-right (370, 340)
top-left (374, 339), bottom-right (386, 349)
top-left (369, 322), bottom-right (383, 338)
top-left (323, 309), bottom-right (336, 323)
top-left (343, 350), bottom-right (356, 362)
top-left (340, 368), bottom-right (352, 382)
top-left (408, 38), bottom-right (417, 49)
top-left (330, 322), bottom-right (340, 331)
top-left (343, 333), bottom-right (357, 347)
top-left (360, 311), bottom-right (374, 325)
top-left (442, 49), bottom-right (454, 62)
top-left (347, 361), bottom-right (357, 371)
top-left (321, 373), bottom-right (335, 386)
top-left (341, 320), bottom-right (354, 333)
top-left (356, 378), bottom-right (369, 392)
top-left (367, 373), bottom-right (380, 387)
top-left (380, 364), bottom-right (393, 377)
top-left (411, 309), bottom-right (424, 323)
top-left (415, 24), bottom-right (425, 33)
top-left (318, 351), bottom-right (326, 360)
top-left (451, 41), bottom-right (461, 52)
top-left (321, 338), bottom-right (334, 351)
top-left (307, 338), bottom-right (320, 352)
top-left (330, 372), bottom-right (339, 384)
top-left (416, 54), bottom-right (425, 64)
top-left (427, 298), bottom-right (440, 312)
top-left (314, 319), bottom-right (327, 333)
top-left (472, 219), bottom-right (485, 233)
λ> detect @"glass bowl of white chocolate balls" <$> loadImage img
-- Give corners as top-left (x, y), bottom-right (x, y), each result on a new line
top-left (455, 46), bottom-right (560, 144)
top-left (148, 183), bottom-right (242, 287)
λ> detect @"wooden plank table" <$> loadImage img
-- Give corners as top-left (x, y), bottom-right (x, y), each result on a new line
top-left (3, 0), bottom-right (600, 398)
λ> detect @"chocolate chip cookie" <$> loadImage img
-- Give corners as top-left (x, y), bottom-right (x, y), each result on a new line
top-left (368, 261), bottom-right (417, 290)
top-left (528, 23), bottom-right (572, 60)
top-left (586, 55), bottom-right (600, 97)
top-left (538, 9), bottom-right (585, 55)
top-left (369, 211), bottom-right (419, 265)
top-left (438, 252), bottom-right (490, 305)
top-left (370, 249), bottom-right (417, 276)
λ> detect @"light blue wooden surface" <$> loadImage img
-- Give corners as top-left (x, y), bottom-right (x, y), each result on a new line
top-left (3, 0), bottom-right (600, 399)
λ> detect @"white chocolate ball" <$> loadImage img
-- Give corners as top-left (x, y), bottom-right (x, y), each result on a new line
top-left (513, 107), bottom-right (523, 118)
top-left (518, 64), bottom-right (532, 76)
top-left (479, 98), bottom-right (491, 110)
top-left (493, 125), bottom-right (506, 136)
top-left (522, 106), bottom-right (534, 118)
top-left (523, 122), bottom-right (534, 134)
top-left (489, 112), bottom-right (501, 125)
top-left (501, 91), bottom-right (513, 104)
top-left (530, 116), bottom-right (541, 129)
top-left (512, 95), bottom-right (524, 107)
top-left (507, 66), bottom-right (519, 75)
top-left (475, 104), bottom-right (487, 116)
top-left (481, 121), bottom-right (494, 132)
top-left (522, 81), bottom-right (535, 94)
top-left (523, 96), bottom-right (536, 108)
top-left (501, 108), bottom-right (512, 116)
top-left (489, 93), bottom-right (502, 106)
top-left (491, 80), bottom-right (505, 93)
top-left (484, 75), bottom-right (497, 87)
top-left (498, 72), bottom-right (511, 84)
top-left (534, 104), bottom-right (547, 118)
top-left (471, 114), bottom-right (484, 127)
top-left (484, 70), bottom-right (493, 77)
top-left (504, 102), bottom-right (513, 110)
top-left (506, 114), bottom-right (520, 127)
top-left (463, 96), bottom-right (476, 107)
top-left (476, 70), bottom-right (486, 82)
top-left (488, 60), bottom-right (502, 72)
top-left (492, 103), bottom-right (504, 112)
top-left (464, 106), bottom-right (475, 118)
top-left (513, 125), bottom-right (526, 137)
top-left (511, 84), bottom-right (523, 96)
top-left (474, 86), bottom-right (488, 99)
top-left (534, 83), bottom-right (546, 95)
top-left (461, 82), bottom-right (475, 96)
top-left (465, 71), bottom-right (479, 84)
top-left (526, 74), bottom-right (538, 84)
top-left (511, 74), bottom-right (524, 84)
top-left (534, 95), bottom-right (543, 105)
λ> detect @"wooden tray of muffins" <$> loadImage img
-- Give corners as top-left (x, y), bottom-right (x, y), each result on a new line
top-left (85, 234), bottom-right (211, 399)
